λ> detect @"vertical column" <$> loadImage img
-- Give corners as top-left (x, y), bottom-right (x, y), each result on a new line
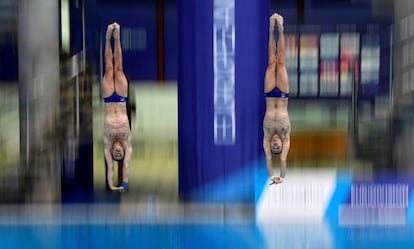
top-left (393, 0), bottom-right (414, 101)
top-left (393, 0), bottom-right (414, 169)
top-left (395, 0), bottom-right (414, 221)
top-left (18, 0), bottom-right (60, 202)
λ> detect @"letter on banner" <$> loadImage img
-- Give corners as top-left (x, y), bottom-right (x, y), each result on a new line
top-left (213, 0), bottom-right (235, 145)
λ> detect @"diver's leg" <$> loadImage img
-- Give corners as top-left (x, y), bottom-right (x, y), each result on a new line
top-left (274, 14), bottom-right (289, 92)
top-left (264, 14), bottom-right (277, 92)
top-left (275, 14), bottom-right (285, 64)
top-left (102, 24), bottom-right (115, 97)
top-left (113, 22), bottom-right (128, 97)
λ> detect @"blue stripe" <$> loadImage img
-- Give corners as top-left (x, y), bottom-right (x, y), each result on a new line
top-left (188, 158), bottom-right (262, 202)
top-left (408, 187), bottom-right (414, 225)
top-left (254, 156), bottom-right (267, 205)
top-left (324, 168), bottom-right (353, 222)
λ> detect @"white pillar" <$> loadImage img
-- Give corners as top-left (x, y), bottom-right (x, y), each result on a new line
top-left (18, 0), bottom-right (60, 202)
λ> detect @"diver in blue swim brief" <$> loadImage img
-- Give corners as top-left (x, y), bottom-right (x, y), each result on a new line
top-left (264, 86), bottom-right (289, 98)
top-left (262, 13), bottom-right (291, 185)
top-left (102, 22), bottom-right (132, 192)
top-left (103, 92), bottom-right (128, 103)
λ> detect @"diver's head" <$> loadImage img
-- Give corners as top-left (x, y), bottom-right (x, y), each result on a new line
top-left (112, 141), bottom-right (124, 161)
top-left (270, 134), bottom-right (282, 154)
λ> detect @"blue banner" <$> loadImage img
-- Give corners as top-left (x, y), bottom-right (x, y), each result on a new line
top-left (178, 0), bottom-right (268, 201)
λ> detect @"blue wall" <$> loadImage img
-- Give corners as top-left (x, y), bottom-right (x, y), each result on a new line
top-left (97, 0), bottom-right (177, 81)
top-left (177, 0), bottom-right (268, 201)
top-left (99, 3), bottom-right (158, 80)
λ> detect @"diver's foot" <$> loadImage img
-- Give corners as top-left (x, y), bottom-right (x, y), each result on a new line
top-left (106, 24), bottom-right (114, 40)
top-left (269, 14), bottom-right (277, 31)
top-left (113, 22), bottom-right (120, 39)
top-left (274, 13), bottom-right (284, 32)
